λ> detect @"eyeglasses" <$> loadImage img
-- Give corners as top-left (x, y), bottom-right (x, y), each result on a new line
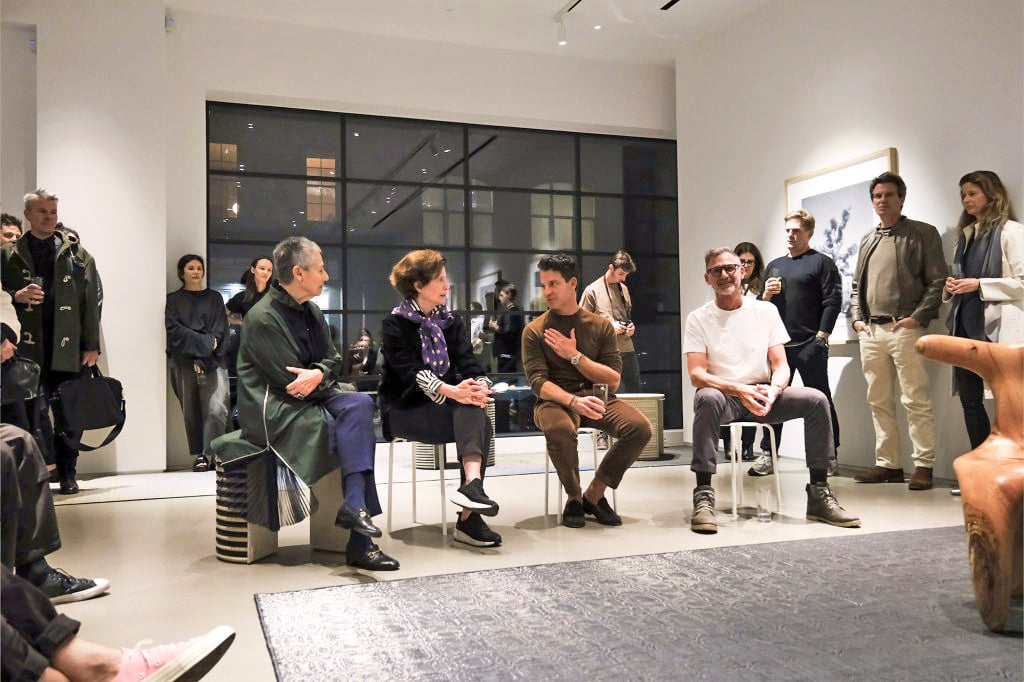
top-left (706, 264), bottom-right (740, 277)
top-left (739, 259), bottom-right (755, 267)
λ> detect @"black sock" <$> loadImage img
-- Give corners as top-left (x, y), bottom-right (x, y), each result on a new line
top-left (696, 472), bottom-right (712, 487)
top-left (15, 558), bottom-right (51, 585)
top-left (809, 469), bottom-right (827, 485)
top-left (346, 532), bottom-right (372, 555)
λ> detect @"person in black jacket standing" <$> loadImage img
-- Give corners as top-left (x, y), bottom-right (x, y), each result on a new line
top-left (751, 209), bottom-right (842, 477)
top-left (379, 249), bottom-right (501, 548)
top-left (165, 254), bottom-right (229, 472)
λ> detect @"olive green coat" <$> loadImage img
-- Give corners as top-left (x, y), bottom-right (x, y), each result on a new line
top-left (1, 231), bottom-right (102, 373)
top-left (212, 286), bottom-right (350, 486)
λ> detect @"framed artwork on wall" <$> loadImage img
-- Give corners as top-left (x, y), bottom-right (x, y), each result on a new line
top-left (785, 147), bottom-right (898, 343)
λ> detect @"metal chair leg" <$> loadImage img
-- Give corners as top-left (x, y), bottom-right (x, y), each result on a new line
top-left (411, 440), bottom-right (418, 525)
top-left (387, 440), bottom-right (395, 534)
top-left (766, 426), bottom-right (782, 513)
top-left (729, 423), bottom-right (741, 518)
top-left (437, 444), bottom-right (447, 537)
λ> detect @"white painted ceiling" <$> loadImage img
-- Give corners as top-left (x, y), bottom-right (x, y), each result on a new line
top-left (166, 0), bottom-right (771, 66)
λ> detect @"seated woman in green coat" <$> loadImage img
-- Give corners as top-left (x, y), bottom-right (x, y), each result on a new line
top-left (232, 236), bottom-right (399, 571)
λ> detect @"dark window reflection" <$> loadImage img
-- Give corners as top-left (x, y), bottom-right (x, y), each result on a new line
top-left (208, 176), bottom-right (340, 244)
top-left (580, 137), bottom-right (677, 196)
top-left (346, 183), bottom-right (465, 246)
top-left (636, 373), bottom-right (683, 429)
top-left (470, 190), bottom-right (574, 250)
top-left (347, 118), bottom-right (464, 184)
top-left (345, 246), bottom-right (466, 312)
top-left (208, 106), bottom-right (341, 177)
top-left (469, 128), bottom-right (574, 189)
top-left (581, 197), bottom-right (678, 255)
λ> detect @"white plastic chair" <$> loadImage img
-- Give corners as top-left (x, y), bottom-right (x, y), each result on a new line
top-left (726, 422), bottom-right (782, 518)
top-left (386, 438), bottom-right (450, 536)
top-left (544, 427), bottom-right (618, 522)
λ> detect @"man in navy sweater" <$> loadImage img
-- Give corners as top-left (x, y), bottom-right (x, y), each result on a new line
top-left (750, 209), bottom-right (842, 477)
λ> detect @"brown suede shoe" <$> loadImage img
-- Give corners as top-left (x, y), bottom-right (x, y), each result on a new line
top-left (908, 466), bottom-right (934, 490)
top-left (854, 466), bottom-right (906, 483)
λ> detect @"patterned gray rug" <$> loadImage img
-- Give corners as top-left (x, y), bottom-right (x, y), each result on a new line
top-left (254, 527), bottom-right (1022, 681)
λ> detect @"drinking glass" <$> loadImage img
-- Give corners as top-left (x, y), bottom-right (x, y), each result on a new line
top-left (592, 383), bottom-right (609, 405)
top-left (951, 263), bottom-right (965, 279)
top-left (24, 277), bottom-right (44, 312)
top-left (755, 487), bottom-right (772, 523)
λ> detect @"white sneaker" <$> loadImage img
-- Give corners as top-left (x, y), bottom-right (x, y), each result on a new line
top-left (747, 454), bottom-right (773, 477)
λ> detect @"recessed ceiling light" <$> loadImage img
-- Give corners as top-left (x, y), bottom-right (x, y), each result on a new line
top-left (353, 132), bottom-right (360, 137)
top-left (593, 24), bottom-right (602, 30)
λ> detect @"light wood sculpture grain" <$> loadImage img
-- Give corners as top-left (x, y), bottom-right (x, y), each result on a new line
top-left (915, 335), bottom-right (1023, 632)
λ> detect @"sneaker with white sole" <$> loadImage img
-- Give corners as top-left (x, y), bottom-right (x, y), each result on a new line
top-left (36, 568), bottom-right (110, 605)
top-left (454, 512), bottom-right (502, 547)
top-left (113, 625), bottom-right (236, 682)
top-left (450, 478), bottom-right (499, 516)
top-left (747, 454), bottom-right (774, 477)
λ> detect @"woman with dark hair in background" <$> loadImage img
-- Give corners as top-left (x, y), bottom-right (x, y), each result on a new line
top-left (345, 327), bottom-right (380, 390)
top-left (489, 281), bottom-right (524, 373)
top-left (226, 256), bottom-right (273, 324)
top-left (721, 241), bottom-right (767, 461)
top-left (379, 249), bottom-right (502, 548)
top-left (734, 241), bottom-right (766, 297)
top-left (944, 170), bottom-right (1023, 494)
top-left (165, 254), bottom-right (230, 472)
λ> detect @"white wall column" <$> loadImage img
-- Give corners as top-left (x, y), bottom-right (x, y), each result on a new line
top-left (36, 0), bottom-right (167, 472)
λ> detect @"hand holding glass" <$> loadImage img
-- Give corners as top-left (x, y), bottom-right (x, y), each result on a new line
top-left (592, 383), bottom-right (609, 406)
top-left (24, 277), bottom-right (44, 312)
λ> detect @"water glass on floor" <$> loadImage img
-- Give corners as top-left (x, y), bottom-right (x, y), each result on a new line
top-left (755, 487), bottom-right (772, 523)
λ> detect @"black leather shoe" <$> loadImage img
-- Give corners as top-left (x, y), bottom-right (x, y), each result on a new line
top-left (561, 499), bottom-right (585, 528)
top-left (335, 504), bottom-right (383, 538)
top-left (346, 545), bottom-right (400, 571)
top-left (582, 496), bottom-right (621, 526)
top-left (59, 476), bottom-right (79, 495)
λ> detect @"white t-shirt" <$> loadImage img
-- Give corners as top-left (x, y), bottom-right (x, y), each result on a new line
top-left (683, 298), bottom-right (790, 384)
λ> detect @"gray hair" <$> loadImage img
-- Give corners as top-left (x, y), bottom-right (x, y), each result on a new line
top-left (273, 236), bottom-right (321, 284)
top-left (24, 188), bottom-right (58, 211)
top-left (703, 247), bottom-right (736, 268)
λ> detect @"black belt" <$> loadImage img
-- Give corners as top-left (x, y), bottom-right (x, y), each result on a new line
top-left (868, 315), bottom-right (904, 324)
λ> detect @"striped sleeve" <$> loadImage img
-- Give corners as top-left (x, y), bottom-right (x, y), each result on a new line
top-left (416, 369), bottom-right (447, 404)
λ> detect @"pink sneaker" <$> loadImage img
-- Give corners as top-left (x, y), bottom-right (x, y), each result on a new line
top-left (113, 625), bottom-right (235, 682)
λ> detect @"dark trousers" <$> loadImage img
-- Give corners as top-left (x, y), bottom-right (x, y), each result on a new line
top-left (954, 367), bottom-right (991, 450)
top-left (534, 396), bottom-right (652, 498)
top-left (386, 401), bottom-right (492, 486)
top-left (619, 351), bottom-right (641, 393)
top-left (766, 340), bottom-right (840, 454)
top-left (692, 386), bottom-right (833, 474)
top-left (0, 425), bottom-right (61, 570)
top-left (2, 565), bottom-right (81, 682)
top-left (37, 370), bottom-right (81, 479)
top-left (323, 391), bottom-right (381, 516)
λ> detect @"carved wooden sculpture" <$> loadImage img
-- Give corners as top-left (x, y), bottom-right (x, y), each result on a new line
top-left (916, 335), bottom-right (1024, 632)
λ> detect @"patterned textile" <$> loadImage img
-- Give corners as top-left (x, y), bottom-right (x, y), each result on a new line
top-left (391, 298), bottom-right (454, 375)
top-left (254, 526), bottom-right (1022, 681)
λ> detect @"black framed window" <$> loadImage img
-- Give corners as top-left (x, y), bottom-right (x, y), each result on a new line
top-left (207, 102), bottom-right (681, 431)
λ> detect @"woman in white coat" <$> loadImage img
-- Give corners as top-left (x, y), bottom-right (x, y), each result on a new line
top-left (944, 170), bottom-right (1023, 453)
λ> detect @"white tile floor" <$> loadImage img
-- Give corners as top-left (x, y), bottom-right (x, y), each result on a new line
top-left (51, 459), bottom-right (965, 681)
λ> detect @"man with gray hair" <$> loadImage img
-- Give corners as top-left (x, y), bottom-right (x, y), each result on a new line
top-left (683, 247), bottom-right (859, 534)
top-left (1, 189), bottom-right (102, 495)
top-left (218, 236), bottom-right (399, 571)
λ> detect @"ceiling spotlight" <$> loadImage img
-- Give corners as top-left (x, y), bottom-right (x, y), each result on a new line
top-left (557, 20), bottom-right (567, 46)
top-left (353, 132), bottom-right (360, 137)
top-left (593, 24), bottom-right (602, 30)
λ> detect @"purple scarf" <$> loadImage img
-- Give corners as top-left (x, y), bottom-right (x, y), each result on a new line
top-left (393, 298), bottom-right (455, 375)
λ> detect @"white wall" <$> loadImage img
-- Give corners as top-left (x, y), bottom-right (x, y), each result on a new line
top-left (1, 21), bottom-right (36, 211)
top-left (34, 0), bottom-right (167, 473)
top-left (675, 0), bottom-right (1024, 479)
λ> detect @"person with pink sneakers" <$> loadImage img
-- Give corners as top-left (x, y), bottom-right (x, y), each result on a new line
top-left (1, 565), bottom-right (234, 681)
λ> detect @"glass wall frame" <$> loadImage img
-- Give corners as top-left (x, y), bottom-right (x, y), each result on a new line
top-left (206, 102), bottom-right (682, 431)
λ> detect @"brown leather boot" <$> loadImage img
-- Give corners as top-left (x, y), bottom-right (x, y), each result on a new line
top-left (854, 466), bottom-right (906, 483)
top-left (908, 466), bottom-right (934, 490)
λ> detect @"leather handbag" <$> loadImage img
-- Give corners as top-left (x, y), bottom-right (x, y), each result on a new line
top-left (1, 355), bottom-right (41, 405)
top-left (52, 366), bottom-right (126, 451)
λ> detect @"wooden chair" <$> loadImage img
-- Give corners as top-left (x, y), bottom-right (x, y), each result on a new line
top-left (915, 335), bottom-right (1023, 632)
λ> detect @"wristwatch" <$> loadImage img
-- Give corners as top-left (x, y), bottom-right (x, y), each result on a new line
top-left (570, 352), bottom-right (583, 366)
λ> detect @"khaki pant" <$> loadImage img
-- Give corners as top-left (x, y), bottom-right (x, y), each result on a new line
top-left (534, 396), bottom-right (651, 499)
top-left (858, 322), bottom-right (935, 469)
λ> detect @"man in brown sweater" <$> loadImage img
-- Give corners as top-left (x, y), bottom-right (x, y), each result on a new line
top-left (522, 254), bottom-right (652, 528)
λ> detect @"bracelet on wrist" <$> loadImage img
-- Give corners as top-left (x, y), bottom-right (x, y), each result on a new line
top-left (568, 396), bottom-right (578, 410)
